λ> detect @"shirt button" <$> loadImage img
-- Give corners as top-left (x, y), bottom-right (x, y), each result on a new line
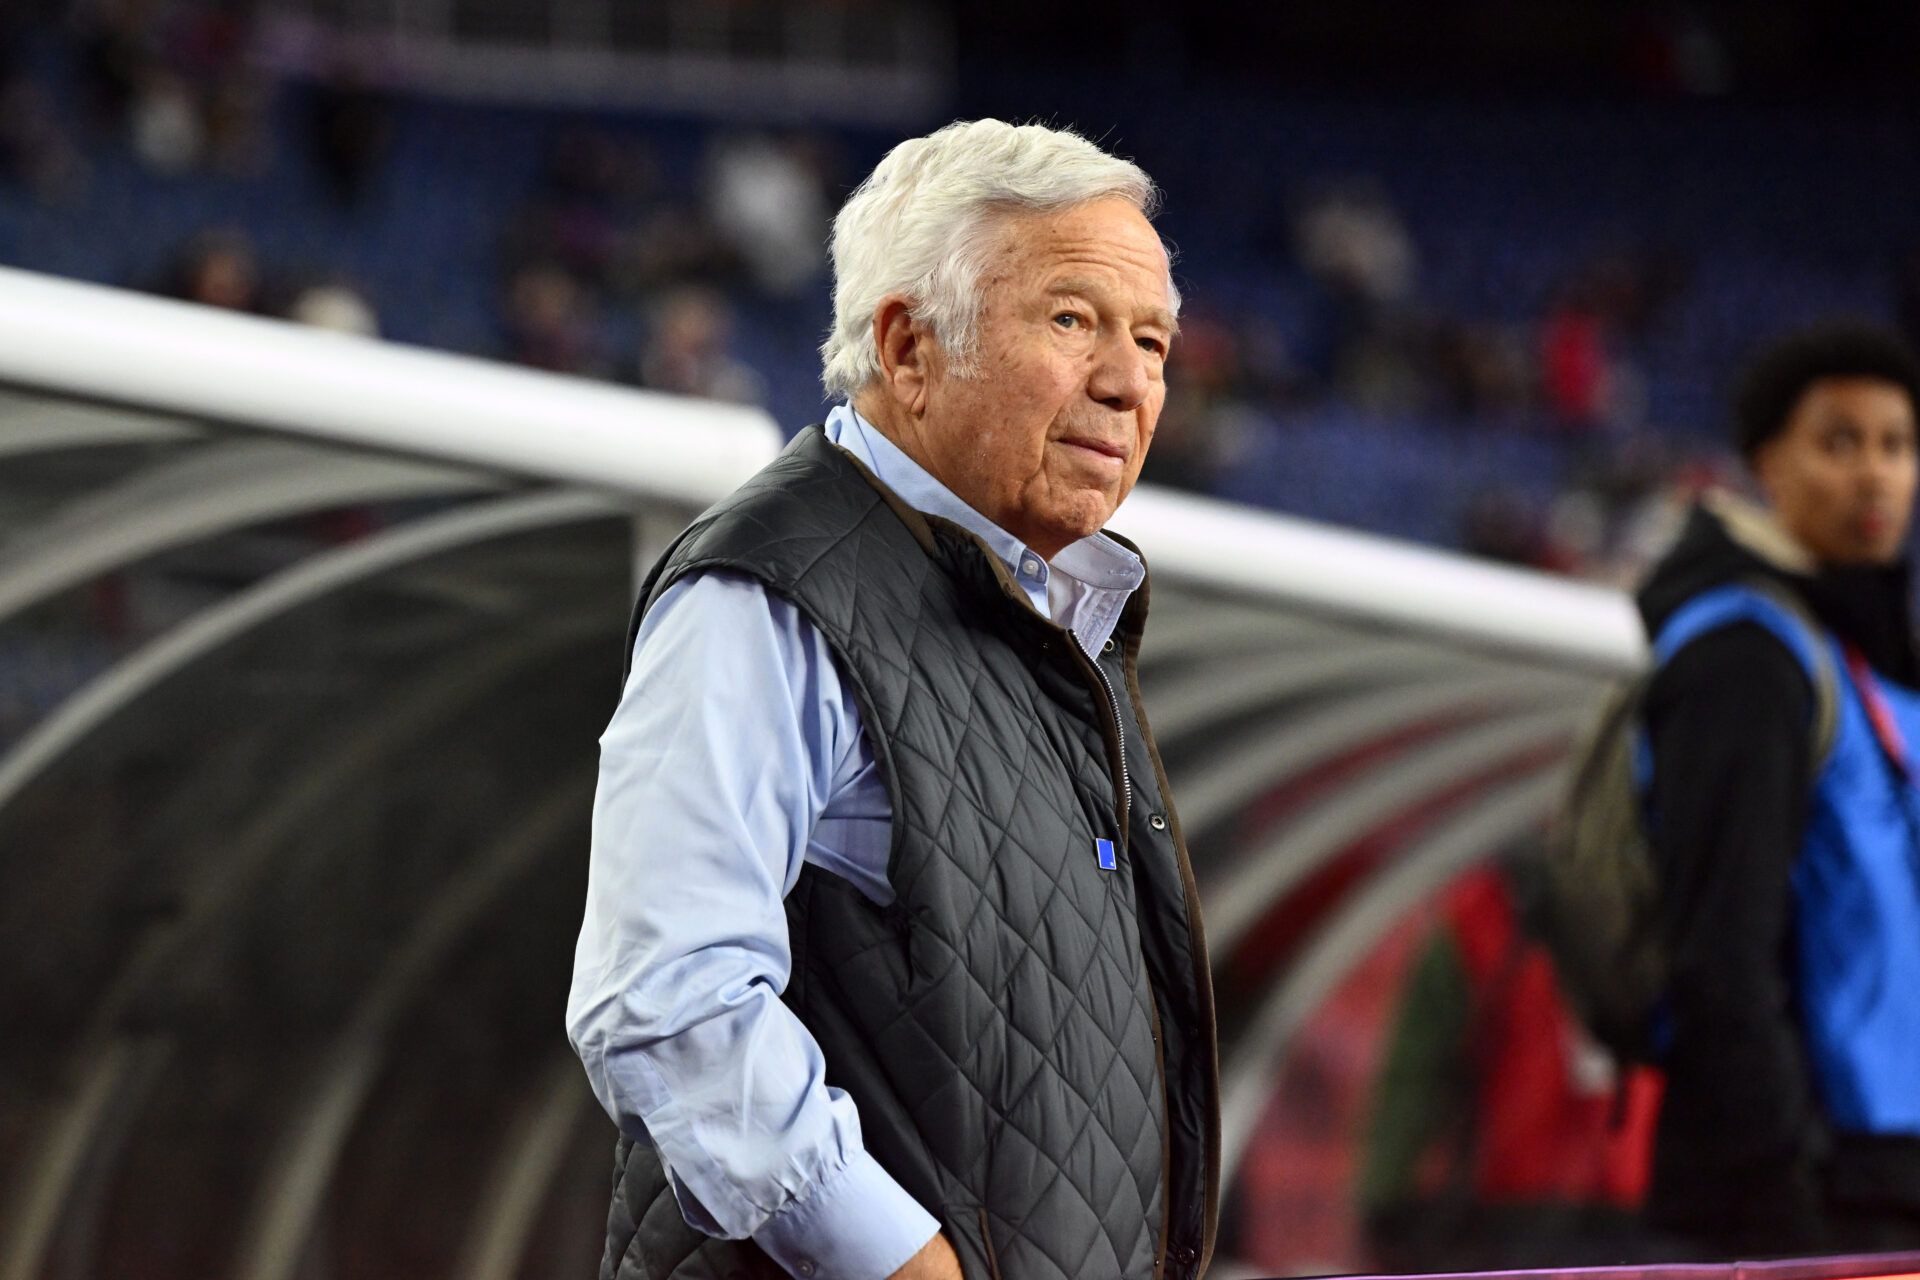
top-left (1149, 813), bottom-right (1167, 831)
top-left (1022, 557), bottom-right (1041, 577)
top-left (795, 1261), bottom-right (817, 1278)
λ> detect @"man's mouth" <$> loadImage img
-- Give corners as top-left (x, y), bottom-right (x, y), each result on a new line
top-left (1057, 436), bottom-right (1129, 465)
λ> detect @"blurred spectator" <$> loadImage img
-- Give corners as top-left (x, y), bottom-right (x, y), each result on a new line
top-left (128, 66), bottom-right (204, 173)
top-left (704, 131), bottom-right (830, 297)
top-left (1142, 309), bottom-right (1265, 493)
top-left (1604, 247), bottom-right (1690, 342)
top-left (1294, 180), bottom-right (1426, 413)
top-left (160, 229), bottom-right (264, 312)
top-left (1539, 280), bottom-right (1618, 431)
top-left (307, 69), bottom-right (393, 208)
top-left (175, 2), bottom-right (267, 175)
top-left (75, 0), bottom-right (162, 138)
top-left (1429, 320), bottom-right (1531, 420)
top-left (1539, 252), bottom-right (1681, 433)
top-left (546, 129), bottom-right (655, 212)
top-left (0, 60), bottom-right (88, 203)
top-left (1601, 457), bottom-right (1727, 588)
top-left (504, 130), bottom-right (657, 293)
top-left (1296, 179), bottom-right (1416, 310)
top-left (287, 281), bottom-right (380, 337)
top-left (201, 70), bottom-right (270, 175)
top-left (1460, 488), bottom-right (1551, 569)
top-left (631, 287), bottom-right (765, 405)
top-left (1458, 434), bottom-right (1734, 584)
top-left (1540, 489), bottom-right (1609, 575)
top-left (501, 263), bottom-right (609, 377)
top-left (74, 0), bottom-right (266, 175)
top-left (616, 201), bottom-right (740, 295)
top-left (307, 71), bottom-right (392, 207)
top-left (1359, 860), bottom-right (1661, 1272)
top-left (1553, 435), bottom-right (1730, 583)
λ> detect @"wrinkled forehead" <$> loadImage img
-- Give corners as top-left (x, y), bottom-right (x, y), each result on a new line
top-left (978, 199), bottom-right (1179, 315)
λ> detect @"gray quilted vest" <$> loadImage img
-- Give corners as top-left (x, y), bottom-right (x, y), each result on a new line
top-left (598, 428), bottom-right (1219, 1280)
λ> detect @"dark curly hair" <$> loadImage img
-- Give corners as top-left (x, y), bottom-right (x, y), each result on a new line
top-left (1734, 322), bottom-right (1920, 459)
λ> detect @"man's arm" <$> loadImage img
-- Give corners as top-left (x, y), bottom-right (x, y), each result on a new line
top-left (565, 571), bottom-right (942, 1280)
top-left (1642, 623), bottom-right (1826, 1253)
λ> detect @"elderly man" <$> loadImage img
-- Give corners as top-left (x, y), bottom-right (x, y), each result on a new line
top-left (568, 119), bottom-right (1218, 1280)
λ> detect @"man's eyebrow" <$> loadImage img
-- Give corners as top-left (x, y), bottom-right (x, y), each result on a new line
top-left (1046, 277), bottom-right (1104, 300)
top-left (1047, 278), bottom-right (1180, 335)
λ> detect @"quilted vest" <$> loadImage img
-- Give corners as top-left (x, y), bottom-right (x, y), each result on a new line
top-left (597, 428), bottom-right (1219, 1280)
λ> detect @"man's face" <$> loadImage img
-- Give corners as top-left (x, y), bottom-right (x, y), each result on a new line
top-left (893, 198), bottom-right (1174, 561)
top-left (1754, 376), bottom-right (1919, 566)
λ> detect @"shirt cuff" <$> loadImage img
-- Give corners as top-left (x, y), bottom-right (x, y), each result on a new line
top-left (752, 1149), bottom-right (939, 1280)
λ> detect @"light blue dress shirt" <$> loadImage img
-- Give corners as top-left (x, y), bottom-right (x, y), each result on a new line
top-left (566, 405), bottom-right (1145, 1280)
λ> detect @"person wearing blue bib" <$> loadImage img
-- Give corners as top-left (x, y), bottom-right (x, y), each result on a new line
top-left (1636, 324), bottom-right (1920, 1257)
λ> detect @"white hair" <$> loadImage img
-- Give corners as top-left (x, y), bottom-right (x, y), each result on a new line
top-left (819, 118), bottom-right (1178, 399)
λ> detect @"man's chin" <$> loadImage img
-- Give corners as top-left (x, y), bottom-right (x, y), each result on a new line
top-left (1825, 540), bottom-right (1908, 568)
top-left (1049, 502), bottom-right (1120, 546)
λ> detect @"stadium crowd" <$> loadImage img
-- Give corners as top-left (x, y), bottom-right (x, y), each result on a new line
top-left (11, 1), bottom-right (1920, 586)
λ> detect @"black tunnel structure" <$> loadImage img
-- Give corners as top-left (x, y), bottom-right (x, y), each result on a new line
top-left (0, 269), bottom-right (1642, 1278)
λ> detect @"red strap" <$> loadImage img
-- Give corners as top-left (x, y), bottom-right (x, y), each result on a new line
top-left (1844, 644), bottom-right (1911, 781)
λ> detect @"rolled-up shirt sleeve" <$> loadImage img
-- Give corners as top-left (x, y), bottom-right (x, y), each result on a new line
top-left (565, 570), bottom-right (937, 1280)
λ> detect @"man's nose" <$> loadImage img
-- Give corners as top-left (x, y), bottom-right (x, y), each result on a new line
top-left (1088, 333), bottom-right (1151, 412)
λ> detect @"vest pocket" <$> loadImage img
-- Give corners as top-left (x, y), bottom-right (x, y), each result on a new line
top-left (975, 1206), bottom-right (1006, 1280)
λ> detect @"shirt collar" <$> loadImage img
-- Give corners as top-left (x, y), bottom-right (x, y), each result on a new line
top-left (823, 404), bottom-right (1144, 644)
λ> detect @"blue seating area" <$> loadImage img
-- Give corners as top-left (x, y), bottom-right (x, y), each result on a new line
top-left (4, 27), bottom-right (1915, 552)
top-left (1207, 411), bottom-right (1577, 547)
top-left (1151, 103), bottom-right (1899, 396)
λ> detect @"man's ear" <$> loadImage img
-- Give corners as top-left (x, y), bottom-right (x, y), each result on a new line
top-left (872, 296), bottom-right (930, 416)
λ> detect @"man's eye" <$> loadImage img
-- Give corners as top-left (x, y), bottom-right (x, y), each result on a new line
top-left (1054, 313), bottom-right (1082, 329)
top-left (1137, 337), bottom-right (1165, 356)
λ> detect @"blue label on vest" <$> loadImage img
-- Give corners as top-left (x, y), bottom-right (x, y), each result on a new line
top-left (1095, 838), bottom-right (1116, 870)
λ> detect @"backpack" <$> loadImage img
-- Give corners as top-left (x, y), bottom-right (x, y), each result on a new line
top-left (1534, 580), bottom-right (1839, 1064)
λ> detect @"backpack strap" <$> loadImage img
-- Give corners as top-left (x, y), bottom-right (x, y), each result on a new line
top-left (1650, 581), bottom-right (1840, 770)
top-left (1842, 643), bottom-right (1913, 781)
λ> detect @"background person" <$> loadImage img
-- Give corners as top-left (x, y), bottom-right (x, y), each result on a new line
top-left (1634, 324), bottom-right (1920, 1255)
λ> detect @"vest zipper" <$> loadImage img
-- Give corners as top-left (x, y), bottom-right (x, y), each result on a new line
top-left (1073, 629), bottom-right (1132, 845)
top-left (1077, 629), bottom-right (1166, 1275)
